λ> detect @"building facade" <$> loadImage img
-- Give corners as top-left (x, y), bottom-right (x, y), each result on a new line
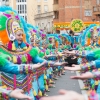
top-left (34, 0), bottom-right (54, 33)
top-left (0, 0), bottom-right (16, 9)
top-left (93, 0), bottom-right (100, 21)
top-left (0, 0), bottom-right (54, 32)
top-left (53, 0), bottom-right (96, 23)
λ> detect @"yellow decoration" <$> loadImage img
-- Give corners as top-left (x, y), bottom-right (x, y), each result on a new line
top-left (44, 74), bottom-right (47, 80)
top-left (98, 68), bottom-right (100, 71)
top-left (95, 81), bottom-right (99, 85)
top-left (38, 90), bottom-right (42, 97)
top-left (12, 56), bottom-right (17, 63)
top-left (33, 90), bottom-right (37, 96)
top-left (49, 79), bottom-right (52, 83)
top-left (12, 42), bottom-right (16, 51)
top-left (2, 85), bottom-right (7, 89)
top-left (56, 68), bottom-right (58, 71)
top-left (45, 85), bottom-right (48, 90)
top-left (23, 47), bottom-right (27, 50)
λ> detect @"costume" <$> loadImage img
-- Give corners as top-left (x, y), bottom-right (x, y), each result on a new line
top-left (0, 6), bottom-right (65, 100)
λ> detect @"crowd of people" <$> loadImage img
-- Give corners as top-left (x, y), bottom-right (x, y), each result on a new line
top-left (0, 6), bottom-right (100, 100)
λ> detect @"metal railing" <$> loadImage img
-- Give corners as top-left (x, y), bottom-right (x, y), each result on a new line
top-left (93, 6), bottom-right (100, 12)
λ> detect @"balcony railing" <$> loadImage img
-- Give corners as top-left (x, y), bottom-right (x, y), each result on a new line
top-left (34, 11), bottom-right (54, 19)
top-left (93, 6), bottom-right (100, 14)
top-left (53, 4), bottom-right (59, 11)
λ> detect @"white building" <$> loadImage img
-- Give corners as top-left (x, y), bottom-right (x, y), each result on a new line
top-left (0, 0), bottom-right (9, 6)
top-left (16, 0), bottom-right (27, 21)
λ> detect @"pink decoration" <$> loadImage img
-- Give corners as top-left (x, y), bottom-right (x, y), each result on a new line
top-left (73, 44), bottom-right (77, 48)
top-left (27, 75), bottom-right (29, 93)
top-left (3, 13), bottom-right (11, 18)
top-left (15, 16), bottom-right (19, 20)
top-left (8, 41), bottom-right (12, 50)
top-left (27, 54), bottom-right (32, 62)
top-left (14, 75), bottom-right (16, 89)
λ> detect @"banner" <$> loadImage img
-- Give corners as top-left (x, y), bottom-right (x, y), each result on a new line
top-left (70, 19), bottom-right (84, 32)
top-left (54, 19), bottom-right (100, 32)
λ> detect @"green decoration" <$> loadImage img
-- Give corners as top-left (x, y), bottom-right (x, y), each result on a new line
top-left (29, 47), bottom-right (39, 58)
top-left (39, 52), bottom-right (45, 58)
top-left (48, 44), bottom-right (53, 49)
top-left (92, 84), bottom-right (95, 89)
top-left (0, 48), bottom-right (12, 56)
top-left (21, 55), bottom-right (27, 63)
top-left (87, 32), bottom-right (91, 38)
top-left (44, 80), bottom-right (46, 85)
top-left (84, 46), bottom-right (92, 50)
top-left (0, 15), bottom-right (7, 31)
top-left (46, 49), bottom-right (50, 55)
top-left (0, 56), bottom-right (7, 67)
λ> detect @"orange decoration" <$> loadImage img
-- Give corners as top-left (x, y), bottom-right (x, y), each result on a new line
top-left (23, 33), bottom-right (26, 42)
top-left (0, 30), bottom-right (9, 45)
top-left (66, 40), bottom-right (68, 45)
top-left (55, 41), bottom-right (58, 48)
top-left (98, 37), bottom-right (100, 45)
top-left (87, 38), bottom-right (91, 46)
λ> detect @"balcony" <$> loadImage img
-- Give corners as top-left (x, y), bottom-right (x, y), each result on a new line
top-left (53, 4), bottom-right (59, 11)
top-left (34, 11), bottom-right (54, 19)
top-left (93, 6), bottom-right (100, 15)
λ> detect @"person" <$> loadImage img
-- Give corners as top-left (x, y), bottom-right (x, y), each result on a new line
top-left (0, 54), bottom-right (46, 99)
top-left (0, 88), bottom-right (32, 100)
top-left (40, 89), bottom-right (85, 100)
top-left (64, 59), bottom-right (100, 72)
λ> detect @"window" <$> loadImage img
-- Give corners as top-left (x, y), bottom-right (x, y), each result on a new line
top-left (37, 5), bottom-right (41, 14)
top-left (44, 0), bottom-right (47, 2)
top-left (44, 5), bottom-right (48, 13)
top-left (54, 11), bottom-right (59, 19)
top-left (93, 6), bottom-right (97, 12)
top-left (22, 5), bottom-right (24, 13)
top-left (17, 5), bottom-right (19, 12)
top-left (20, 5), bottom-right (21, 13)
top-left (25, 5), bottom-right (27, 13)
top-left (97, 0), bottom-right (100, 5)
top-left (38, 23), bottom-right (40, 26)
top-left (54, 0), bottom-right (58, 4)
top-left (84, 10), bottom-right (92, 16)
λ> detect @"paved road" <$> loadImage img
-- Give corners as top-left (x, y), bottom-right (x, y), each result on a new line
top-left (47, 71), bottom-right (81, 96)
